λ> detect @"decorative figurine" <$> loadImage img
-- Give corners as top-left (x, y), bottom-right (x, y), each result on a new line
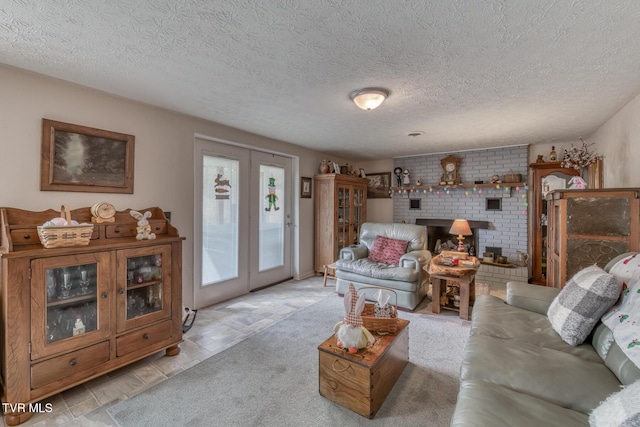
top-left (130, 210), bottom-right (156, 240)
top-left (394, 167), bottom-right (403, 187)
top-left (568, 176), bottom-right (588, 189)
top-left (403, 169), bottom-right (410, 185)
top-left (265, 177), bottom-right (279, 211)
top-left (334, 284), bottom-right (375, 354)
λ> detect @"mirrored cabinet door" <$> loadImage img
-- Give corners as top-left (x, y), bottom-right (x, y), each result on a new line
top-left (31, 253), bottom-right (112, 359)
top-left (529, 162), bottom-right (580, 285)
top-left (116, 245), bottom-right (172, 333)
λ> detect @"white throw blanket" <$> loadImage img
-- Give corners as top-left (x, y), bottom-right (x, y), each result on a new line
top-left (601, 254), bottom-right (640, 368)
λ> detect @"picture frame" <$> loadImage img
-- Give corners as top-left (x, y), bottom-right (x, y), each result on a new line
top-left (301, 176), bottom-right (312, 198)
top-left (367, 172), bottom-right (392, 199)
top-left (41, 119), bottom-right (135, 193)
top-left (332, 162), bottom-right (341, 174)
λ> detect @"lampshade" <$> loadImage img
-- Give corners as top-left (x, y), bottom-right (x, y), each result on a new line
top-left (450, 219), bottom-right (472, 252)
top-left (449, 219), bottom-right (472, 236)
top-left (350, 88), bottom-right (389, 110)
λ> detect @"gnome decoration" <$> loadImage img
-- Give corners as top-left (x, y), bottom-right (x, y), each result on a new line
top-left (334, 284), bottom-right (375, 353)
top-left (265, 177), bottom-right (279, 211)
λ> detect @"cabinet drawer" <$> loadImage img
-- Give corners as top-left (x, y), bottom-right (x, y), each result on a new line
top-left (106, 224), bottom-right (137, 238)
top-left (31, 341), bottom-right (109, 389)
top-left (106, 220), bottom-right (167, 239)
top-left (116, 320), bottom-right (172, 357)
top-left (10, 228), bottom-right (39, 245)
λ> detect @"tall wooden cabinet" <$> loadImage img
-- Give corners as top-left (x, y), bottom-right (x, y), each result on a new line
top-left (0, 206), bottom-right (184, 425)
top-left (529, 162), bottom-right (580, 285)
top-left (314, 174), bottom-right (368, 274)
top-left (546, 188), bottom-right (640, 288)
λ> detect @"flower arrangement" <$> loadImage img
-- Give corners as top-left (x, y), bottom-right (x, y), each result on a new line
top-left (561, 138), bottom-right (598, 170)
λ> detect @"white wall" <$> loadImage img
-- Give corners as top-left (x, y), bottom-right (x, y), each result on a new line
top-left (0, 65), bottom-right (334, 307)
top-left (588, 91), bottom-right (640, 187)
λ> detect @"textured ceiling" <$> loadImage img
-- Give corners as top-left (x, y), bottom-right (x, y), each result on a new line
top-left (2, 0), bottom-right (640, 159)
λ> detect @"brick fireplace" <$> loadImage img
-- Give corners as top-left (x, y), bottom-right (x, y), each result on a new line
top-left (393, 146), bottom-right (530, 285)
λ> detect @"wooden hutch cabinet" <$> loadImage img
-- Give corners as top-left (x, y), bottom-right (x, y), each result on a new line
top-left (529, 162), bottom-right (580, 285)
top-left (314, 174), bottom-right (368, 274)
top-left (546, 188), bottom-right (640, 288)
top-left (0, 206), bottom-right (183, 425)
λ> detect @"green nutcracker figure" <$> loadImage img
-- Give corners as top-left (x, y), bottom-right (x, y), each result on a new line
top-left (265, 177), bottom-right (279, 211)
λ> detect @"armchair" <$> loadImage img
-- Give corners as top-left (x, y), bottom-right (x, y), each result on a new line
top-left (335, 222), bottom-right (431, 310)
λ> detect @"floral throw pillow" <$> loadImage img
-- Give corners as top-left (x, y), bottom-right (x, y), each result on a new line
top-left (368, 236), bottom-right (409, 267)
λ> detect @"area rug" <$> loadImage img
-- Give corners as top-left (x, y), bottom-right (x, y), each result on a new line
top-left (108, 293), bottom-right (470, 427)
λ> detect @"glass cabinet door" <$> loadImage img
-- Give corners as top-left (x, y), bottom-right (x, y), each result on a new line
top-left (352, 187), bottom-right (364, 244)
top-left (31, 253), bottom-right (112, 360)
top-left (116, 245), bottom-right (171, 333)
top-left (337, 186), bottom-right (350, 250)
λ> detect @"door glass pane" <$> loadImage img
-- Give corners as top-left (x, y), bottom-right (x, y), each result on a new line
top-left (259, 164), bottom-right (285, 271)
top-left (353, 189), bottom-right (363, 244)
top-left (202, 155), bottom-right (239, 285)
top-left (126, 254), bottom-right (164, 319)
top-left (45, 264), bottom-right (98, 344)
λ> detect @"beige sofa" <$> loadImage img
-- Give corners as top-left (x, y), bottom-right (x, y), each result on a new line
top-left (451, 253), bottom-right (640, 426)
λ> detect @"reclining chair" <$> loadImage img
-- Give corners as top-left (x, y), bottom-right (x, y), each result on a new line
top-left (335, 222), bottom-right (432, 310)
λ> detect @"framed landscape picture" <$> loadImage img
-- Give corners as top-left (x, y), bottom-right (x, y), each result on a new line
top-left (40, 119), bottom-right (135, 193)
top-left (367, 172), bottom-right (392, 199)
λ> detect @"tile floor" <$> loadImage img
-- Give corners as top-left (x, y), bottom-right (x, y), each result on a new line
top-left (2, 276), bottom-right (504, 426)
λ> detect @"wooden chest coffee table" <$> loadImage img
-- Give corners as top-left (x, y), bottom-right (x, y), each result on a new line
top-left (318, 319), bottom-right (409, 418)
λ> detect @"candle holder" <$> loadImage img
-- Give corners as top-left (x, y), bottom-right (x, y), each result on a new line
top-left (60, 272), bottom-right (73, 298)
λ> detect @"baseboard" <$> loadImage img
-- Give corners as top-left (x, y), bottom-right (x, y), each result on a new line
top-left (295, 270), bottom-right (318, 280)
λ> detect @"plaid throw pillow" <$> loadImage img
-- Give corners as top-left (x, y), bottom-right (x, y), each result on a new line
top-left (368, 236), bottom-right (408, 267)
top-left (589, 380), bottom-right (640, 426)
top-left (548, 265), bottom-right (621, 346)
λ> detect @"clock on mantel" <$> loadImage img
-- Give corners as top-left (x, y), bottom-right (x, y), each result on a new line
top-left (440, 155), bottom-right (461, 185)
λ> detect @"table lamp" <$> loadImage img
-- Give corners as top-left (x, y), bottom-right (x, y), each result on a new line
top-left (449, 219), bottom-right (472, 252)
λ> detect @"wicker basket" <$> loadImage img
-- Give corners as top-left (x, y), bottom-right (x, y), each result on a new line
top-left (357, 287), bottom-right (399, 335)
top-left (37, 205), bottom-right (93, 248)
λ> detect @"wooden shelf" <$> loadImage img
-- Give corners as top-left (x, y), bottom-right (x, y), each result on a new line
top-left (391, 182), bottom-right (527, 191)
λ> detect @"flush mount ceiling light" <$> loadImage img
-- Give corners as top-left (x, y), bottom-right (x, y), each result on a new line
top-left (349, 88), bottom-right (389, 110)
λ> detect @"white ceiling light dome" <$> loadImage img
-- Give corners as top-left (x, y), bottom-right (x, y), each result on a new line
top-left (349, 88), bottom-right (389, 110)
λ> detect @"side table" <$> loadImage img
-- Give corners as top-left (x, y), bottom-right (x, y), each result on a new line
top-left (426, 256), bottom-right (479, 321)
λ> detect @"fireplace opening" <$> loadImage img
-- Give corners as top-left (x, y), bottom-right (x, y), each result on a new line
top-left (415, 218), bottom-right (489, 255)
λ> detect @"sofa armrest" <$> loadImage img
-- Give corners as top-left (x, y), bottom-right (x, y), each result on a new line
top-left (339, 244), bottom-right (368, 260)
top-left (399, 250), bottom-right (431, 270)
top-left (506, 281), bottom-right (560, 315)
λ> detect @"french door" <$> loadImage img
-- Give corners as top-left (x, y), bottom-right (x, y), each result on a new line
top-left (194, 138), bottom-right (292, 309)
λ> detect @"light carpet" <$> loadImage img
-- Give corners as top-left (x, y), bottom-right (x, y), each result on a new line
top-left (108, 293), bottom-right (470, 427)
